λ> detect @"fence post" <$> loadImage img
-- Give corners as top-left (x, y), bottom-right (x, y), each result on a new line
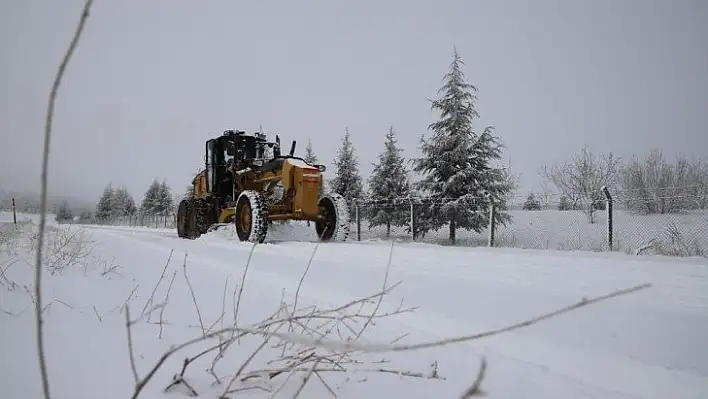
top-left (488, 201), bottom-right (496, 247)
top-left (409, 197), bottom-right (415, 241)
top-left (601, 186), bottom-right (614, 251)
top-left (12, 197), bottom-right (17, 226)
top-left (355, 200), bottom-right (361, 241)
top-left (11, 197), bottom-right (17, 226)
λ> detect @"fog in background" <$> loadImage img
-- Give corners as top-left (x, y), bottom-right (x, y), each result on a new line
top-left (1, 0), bottom-right (706, 206)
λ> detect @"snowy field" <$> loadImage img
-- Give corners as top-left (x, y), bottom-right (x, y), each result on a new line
top-left (89, 207), bottom-right (708, 257)
top-left (2, 211), bottom-right (708, 398)
top-left (357, 208), bottom-right (708, 256)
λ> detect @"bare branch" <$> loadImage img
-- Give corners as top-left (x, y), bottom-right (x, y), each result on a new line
top-left (182, 252), bottom-right (205, 336)
top-left (234, 243), bottom-right (257, 332)
top-left (213, 282), bottom-right (652, 354)
top-left (158, 270), bottom-right (178, 339)
top-left (35, 1), bottom-right (95, 398)
top-left (125, 307), bottom-right (139, 384)
top-left (141, 249), bottom-right (173, 318)
top-left (458, 357), bottom-right (487, 398)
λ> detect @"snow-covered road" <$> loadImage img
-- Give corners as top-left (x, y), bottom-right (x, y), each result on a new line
top-left (2, 217), bottom-right (708, 398)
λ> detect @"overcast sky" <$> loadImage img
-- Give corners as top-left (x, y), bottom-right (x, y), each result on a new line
top-left (1, 0), bottom-right (706, 203)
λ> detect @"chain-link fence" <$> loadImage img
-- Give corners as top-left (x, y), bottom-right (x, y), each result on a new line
top-left (350, 188), bottom-right (708, 258)
top-left (75, 213), bottom-right (177, 229)
top-left (31, 187), bottom-right (706, 258)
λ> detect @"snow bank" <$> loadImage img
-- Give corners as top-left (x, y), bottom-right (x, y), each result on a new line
top-left (2, 222), bottom-right (707, 398)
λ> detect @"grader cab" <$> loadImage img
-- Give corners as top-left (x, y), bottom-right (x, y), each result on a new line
top-left (176, 129), bottom-right (350, 243)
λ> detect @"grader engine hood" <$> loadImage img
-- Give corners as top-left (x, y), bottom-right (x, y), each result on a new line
top-left (282, 158), bottom-right (322, 217)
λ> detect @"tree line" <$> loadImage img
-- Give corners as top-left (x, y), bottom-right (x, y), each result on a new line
top-left (304, 49), bottom-right (516, 243)
top-left (306, 48), bottom-right (707, 238)
top-left (54, 180), bottom-right (177, 223)
top-left (538, 145), bottom-right (708, 222)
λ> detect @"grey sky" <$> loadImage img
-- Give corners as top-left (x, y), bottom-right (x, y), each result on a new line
top-left (1, 0), bottom-right (706, 204)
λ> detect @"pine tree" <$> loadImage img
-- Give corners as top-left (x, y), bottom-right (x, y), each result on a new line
top-left (522, 193), bottom-right (542, 210)
top-left (184, 184), bottom-right (195, 200)
top-left (412, 49), bottom-right (513, 243)
top-left (112, 185), bottom-right (137, 216)
top-left (96, 184), bottom-right (115, 220)
top-left (329, 128), bottom-right (364, 207)
top-left (367, 126), bottom-right (411, 237)
top-left (558, 194), bottom-right (572, 211)
top-left (303, 138), bottom-right (325, 197)
top-left (157, 180), bottom-right (174, 215)
top-left (141, 180), bottom-right (161, 214)
top-left (55, 201), bottom-right (73, 223)
top-left (303, 139), bottom-right (318, 164)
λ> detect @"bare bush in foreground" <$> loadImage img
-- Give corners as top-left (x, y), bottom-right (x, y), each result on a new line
top-left (119, 240), bottom-right (651, 398)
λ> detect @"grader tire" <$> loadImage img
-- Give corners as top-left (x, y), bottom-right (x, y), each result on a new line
top-left (234, 190), bottom-right (269, 243)
top-left (315, 193), bottom-right (350, 242)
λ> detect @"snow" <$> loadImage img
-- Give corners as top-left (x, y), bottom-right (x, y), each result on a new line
top-left (1, 214), bottom-right (708, 398)
top-left (286, 157), bottom-right (318, 170)
top-left (356, 208), bottom-right (708, 255)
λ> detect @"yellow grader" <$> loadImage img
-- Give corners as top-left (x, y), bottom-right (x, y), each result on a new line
top-left (176, 129), bottom-right (350, 243)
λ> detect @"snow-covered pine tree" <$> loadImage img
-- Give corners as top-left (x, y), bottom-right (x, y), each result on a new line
top-left (522, 193), bottom-right (542, 210)
top-left (303, 138), bottom-right (325, 198)
top-left (141, 180), bottom-right (161, 215)
top-left (413, 49), bottom-right (513, 243)
top-left (183, 184), bottom-right (194, 200)
top-left (303, 139), bottom-right (318, 164)
top-left (96, 184), bottom-right (115, 220)
top-left (55, 201), bottom-right (73, 223)
top-left (112, 185), bottom-right (137, 216)
top-left (367, 126), bottom-right (411, 237)
top-left (157, 180), bottom-right (174, 215)
top-left (329, 128), bottom-right (364, 210)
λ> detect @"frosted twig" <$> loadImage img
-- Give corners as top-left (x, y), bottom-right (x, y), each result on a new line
top-left (165, 282), bottom-right (650, 356)
top-left (292, 239), bottom-right (323, 318)
top-left (125, 307), bottom-right (139, 384)
top-left (93, 306), bottom-right (102, 322)
top-left (248, 283), bottom-right (654, 354)
top-left (182, 252), bottom-right (206, 336)
top-left (141, 249), bottom-right (173, 317)
top-left (458, 357), bottom-right (487, 398)
top-left (35, 1), bottom-right (94, 398)
top-left (355, 240), bottom-right (394, 340)
top-left (234, 243), bottom-right (257, 335)
top-left (292, 358), bottom-right (321, 399)
top-left (158, 270), bottom-right (178, 339)
top-left (121, 284), bottom-right (139, 314)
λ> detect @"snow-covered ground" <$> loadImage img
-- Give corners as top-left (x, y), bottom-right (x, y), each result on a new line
top-left (87, 207), bottom-right (708, 256)
top-left (2, 211), bottom-right (708, 398)
top-left (357, 208), bottom-right (708, 255)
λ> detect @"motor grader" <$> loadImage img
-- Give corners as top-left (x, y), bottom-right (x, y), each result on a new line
top-left (176, 129), bottom-right (350, 243)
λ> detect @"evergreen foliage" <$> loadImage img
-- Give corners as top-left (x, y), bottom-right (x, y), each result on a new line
top-left (112, 185), bottom-right (137, 216)
top-left (141, 179), bottom-right (174, 215)
top-left (303, 139), bottom-right (318, 164)
top-left (522, 193), bottom-right (542, 210)
top-left (329, 128), bottom-right (364, 208)
top-left (55, 201), bottom-right (73, 223)
top-left (412, 49), bottom-right (513, 243)
top-left (303, 138), bottom-right (325, 197)
top-left (366, 126), bottom-right (411, 236)
top-left (96, 184), bottom-right (115, 220)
